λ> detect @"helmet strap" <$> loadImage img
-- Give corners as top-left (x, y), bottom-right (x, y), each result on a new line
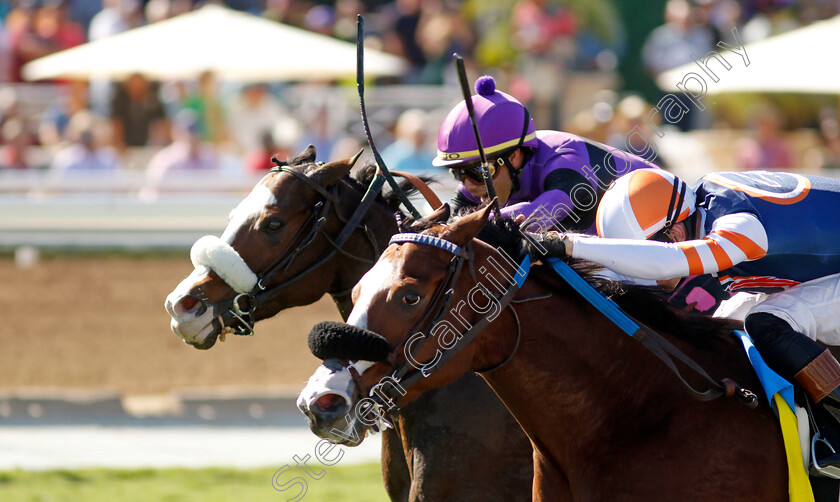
top-left (662, 177), bottom-right (687, 233)
top-left (502, 108), bottom-right (532, 194)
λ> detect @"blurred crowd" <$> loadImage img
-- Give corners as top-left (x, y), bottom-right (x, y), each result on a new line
top-left (1, 0), bottom-right (840, 179)
top-left (572, 0), bottom-right (840, 172)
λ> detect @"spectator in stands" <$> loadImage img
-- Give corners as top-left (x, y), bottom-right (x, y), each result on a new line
top-left (607, 94), bottom-right (667, 168)
top-left (642, 0), bottom-right (714, 74)
top-left (0, 86), bottom-right (37, 169)
top-left (38, 79), bottom-right (90, 148)
top-left (261, 0), bottom-right (310, 27)
top-left (245, 129), bottom-right (282, 173)
top-left (736, 103), bottom-right (795, 171)
top-left (6, 2), bottom-right (48, 82)
top-left (89, 0), bottom-right (142, 40)
top-left (244, 117), bottom-right (301, 173)
top-left (703, 0), bottom-right (742, 43)
top-left (642, 0), bottom-right (714, 130)
top-left (50, 111), bottom-right (121, 173)
top-left (414, 1), bottom-right (473, 85)
top-left (0, 86), bottom-right (20, 130)
top-left (302, 4), bottom-right (334, 37)
top-left (297, 101), bottom-right (336, 161)
top-left (509, 0), bottom-right (576, 128)
top-left (226, 83), bottom-right (287, 155)
top-left (6, 0), bottom-right (85, 83)
top-left (181, 70), bottom-right (226, 145)
top-left (109, 72), bottom-right (169, 152)
top-left (35, 0), bottom-right (86, 51)
top-left (333, 0), bottom-right (363, 42)
top-left (145, 0), bottom-right (191, 24)
top-left (381, 0), bottom-right (426, 83)
top-left (819, 109), bottom-right (840, 170)
top-left (741, 0), bottom-right (800, 43)
top-left (88, 0), bottom-right (143, 116)
top-left (145, 109), bottom-right (218, 182)
top-left (0, 117), bottom-right (35, 169)
top-left (381, 108), bottom-right (435, 173)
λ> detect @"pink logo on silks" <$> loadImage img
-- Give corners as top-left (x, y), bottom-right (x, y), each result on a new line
top-left (685, 287), bottom-right (717, 312)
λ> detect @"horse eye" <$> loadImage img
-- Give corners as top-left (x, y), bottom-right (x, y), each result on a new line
top-left (402, 293), bottom-right (421, 305)
top-left (265, 220), bottom-right (284, 232)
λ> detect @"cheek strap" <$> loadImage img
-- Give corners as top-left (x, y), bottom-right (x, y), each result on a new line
top-left (190, 235), bottom-right (259, 294)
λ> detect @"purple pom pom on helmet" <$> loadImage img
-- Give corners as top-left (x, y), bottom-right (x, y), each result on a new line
top-left (475, 75), bottom-right (496, 96)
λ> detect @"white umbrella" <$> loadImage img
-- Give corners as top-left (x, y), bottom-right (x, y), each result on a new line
top-left (22, 5), bottom-right (405, 82)
top-left (656, 15), bottom-right (840, 94)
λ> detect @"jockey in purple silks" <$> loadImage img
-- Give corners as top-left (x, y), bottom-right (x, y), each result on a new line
top-left (435, 75), bottom-right (732, 314)
top-left (433, 75), bottom-right (658, 236)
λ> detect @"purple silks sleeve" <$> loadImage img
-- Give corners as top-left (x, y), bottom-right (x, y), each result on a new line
top-left (500, 189), bottom-right (580, 233)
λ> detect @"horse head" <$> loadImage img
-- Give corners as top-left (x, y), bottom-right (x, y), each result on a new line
top-left (298, 205), bottom-right (522, 443)
top-left (165, 145), bottom-right (368, 349)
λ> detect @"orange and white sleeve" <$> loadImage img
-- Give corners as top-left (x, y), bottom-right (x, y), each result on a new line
top-left (570, 212), bottom-right (768, 280)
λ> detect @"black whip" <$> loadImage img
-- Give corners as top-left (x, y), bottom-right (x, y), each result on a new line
top-left (453, 53), bottom-right (500, 217)
top-left (357, 14), bottom-right (421, 219)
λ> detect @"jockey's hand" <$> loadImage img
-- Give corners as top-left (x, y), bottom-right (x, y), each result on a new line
top-left (524, 231), bottom-right (572, 259)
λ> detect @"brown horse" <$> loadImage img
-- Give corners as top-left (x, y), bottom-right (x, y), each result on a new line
top-left (164, 146), bottom-right (533, 501)
top-left (298, 203), bottom-right (840, 501)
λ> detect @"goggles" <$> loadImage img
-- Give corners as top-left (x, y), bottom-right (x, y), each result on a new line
top-left (448, 157), bottom-right (505, 184)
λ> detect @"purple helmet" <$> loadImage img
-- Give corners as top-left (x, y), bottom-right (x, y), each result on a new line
top-left (433, 76), bottom-right (537, 167)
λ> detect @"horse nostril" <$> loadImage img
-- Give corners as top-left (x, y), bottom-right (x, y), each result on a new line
top-left (314, 393), bottom-right (346, 413)
top-left (175, 296), bottom-right (206, 317)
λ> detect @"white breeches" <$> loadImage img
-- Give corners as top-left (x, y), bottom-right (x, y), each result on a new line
top-left (713, 272), bottom-right (840, 345)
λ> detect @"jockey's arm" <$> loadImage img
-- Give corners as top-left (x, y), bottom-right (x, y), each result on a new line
top-left (568, 212), bottom-right (769, 280)
top-left (504, 165), bottom-right (595, 231)
top-left (502, 189), bottom-right (575, 230)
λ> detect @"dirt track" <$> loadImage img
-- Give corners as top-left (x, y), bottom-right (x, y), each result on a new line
top-left (0, 255), bottom-right (341, 395)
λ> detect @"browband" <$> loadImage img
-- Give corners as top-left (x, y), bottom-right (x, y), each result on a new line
top-left (390, 233), bottom-right (463, 257)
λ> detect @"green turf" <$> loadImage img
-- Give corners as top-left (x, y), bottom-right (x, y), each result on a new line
top-left (0, 463), bottom-right (388, 502)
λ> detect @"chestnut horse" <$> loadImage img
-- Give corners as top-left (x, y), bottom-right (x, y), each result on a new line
top-left (164, 146), bottom-right (533, 501)
top-left (298, 203), bottom-right (840, 501)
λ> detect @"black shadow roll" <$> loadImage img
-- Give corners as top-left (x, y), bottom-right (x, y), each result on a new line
top-left (308, 321), bottom-right (391, 362)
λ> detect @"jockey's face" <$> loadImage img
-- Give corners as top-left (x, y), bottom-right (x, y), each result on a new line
top-left (460, 149), bottom-right (524, 206)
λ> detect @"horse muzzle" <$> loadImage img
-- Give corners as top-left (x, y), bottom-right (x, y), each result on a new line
top-left (297, 359), bottom-right (364, 445)
top-left (165, 263), bottom-right (258, 349)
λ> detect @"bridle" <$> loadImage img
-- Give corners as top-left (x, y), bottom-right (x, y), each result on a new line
top-left (220, 163), bottom-right (386, 337)
top-left (365, 233), bottom-right (532, 415)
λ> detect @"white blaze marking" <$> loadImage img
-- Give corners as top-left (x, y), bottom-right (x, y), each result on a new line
top-left (346, 257), bottom-right (397, 330)
top-left (222, 184), bottom-right (276, 244)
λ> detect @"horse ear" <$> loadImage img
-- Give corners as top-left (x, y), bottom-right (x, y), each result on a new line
top-left (441, 204), bottom-right (492, 247)
top-left (425, 202), bottom-right (451, 224)
top-left (310, 150), bottom-right (363, 187)
top-left (288, 145), bottom-right (317, 165)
